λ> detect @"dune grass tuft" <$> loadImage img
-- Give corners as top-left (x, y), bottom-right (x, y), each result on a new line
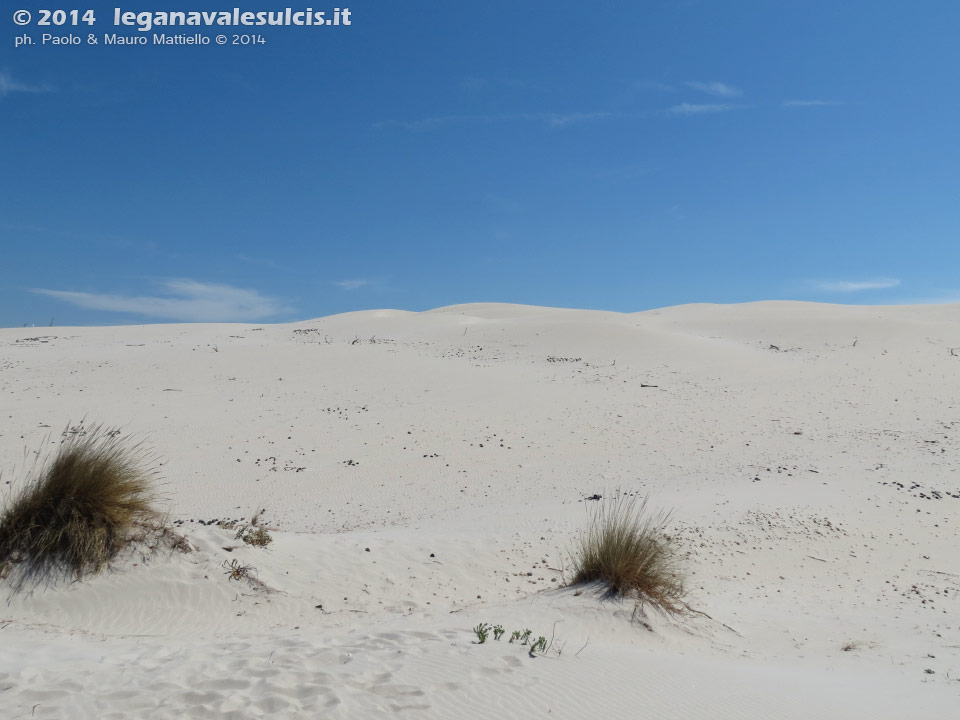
top-left (236, 524), bottom-right (272, 547)
top-left (570, 494), bottom-right (686, 615)
top-left (0, 426), bottom-right (160, 586)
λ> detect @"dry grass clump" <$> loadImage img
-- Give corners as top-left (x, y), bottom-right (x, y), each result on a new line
top-left (236, 524), bottom-right (272, 547)
top-left (234, 508), bottom-right (273, 547)
top-left (223, 558), bottom-right (256, 581)
top-left (0, 426), bottom-right (160, 587)
top-left (570, 494), bottom-right (686, 614)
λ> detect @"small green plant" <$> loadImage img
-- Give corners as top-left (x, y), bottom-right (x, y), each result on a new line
top-left (529, 636), bottom-right (547, 655)
top-left (473, 623), bottom-right (490, 644)
top-left (476, 624), bottom-right (554, 657)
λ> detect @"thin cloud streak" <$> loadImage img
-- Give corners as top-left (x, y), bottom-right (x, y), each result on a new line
top-left (33, 279), bottom-right (291, 321)
top-left (817, 278), bottom-right (900, 292)
top-left (685, 81), bottom-right (742, 97)
top-left (666, 102), bottom-right (740, 116)
top-left (382, 101), bottom-right (755, 129)
top-left (335, 279), bottom-right (370, 290)
top-left (0, 70), bottom-right (53, 98)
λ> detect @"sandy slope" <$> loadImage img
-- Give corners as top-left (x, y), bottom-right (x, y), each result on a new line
top-left (1, 301), bottom-right (958, 718)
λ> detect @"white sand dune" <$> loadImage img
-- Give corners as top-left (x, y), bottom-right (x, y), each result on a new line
top-left (1, 301), bottom-right (958, 718)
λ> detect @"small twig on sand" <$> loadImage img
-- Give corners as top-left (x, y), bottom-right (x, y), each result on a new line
top-left (685, 607), bottom-right (742, 637)
top-left (807, 555), bottom-right (828, 562)
top-left (547, 620), bottom-right (561, 654)
top-left (920, 569), bottom-right (959, 579)
top-left (575, 637), bottom-right (590, 658)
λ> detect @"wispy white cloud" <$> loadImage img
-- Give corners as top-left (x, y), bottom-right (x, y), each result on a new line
top-left (685, 81), bottom-right (742, 98)
top-left (665, 102), bottom-right (739, 116)
top-left (609, 80), bottom-right (676, 108)
top-left (382, 97), bottom-right (756, 129)
top-left (0, 70), bottom-right (53, 98)
top-left (335, 279), bottom-right (370, 290)
top-left (33, 279), bottom-right (290, 321)
top-left (783, 99), bottom-right (843, 107)
top-left (816, 278), bottom-right (900, 293)
top-left (376, 111), bottom-right (614, 131)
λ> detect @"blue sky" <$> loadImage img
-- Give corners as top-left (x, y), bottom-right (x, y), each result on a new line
top-left (2, 1), bottom-right (959, 326)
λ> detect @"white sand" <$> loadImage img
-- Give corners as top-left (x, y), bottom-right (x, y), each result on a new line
top-left (1, 301), bottom-right (958, 718)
